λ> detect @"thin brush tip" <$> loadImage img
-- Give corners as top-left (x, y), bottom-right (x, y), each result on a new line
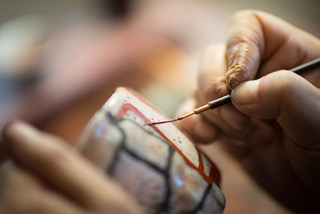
top-left (147, 118), bottom-right (178, 126)
top-left (147, 111), bottom-right (195, 126)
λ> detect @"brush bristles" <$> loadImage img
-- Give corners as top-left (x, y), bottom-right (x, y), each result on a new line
top-left (147, 111), bottom-right (195, 126)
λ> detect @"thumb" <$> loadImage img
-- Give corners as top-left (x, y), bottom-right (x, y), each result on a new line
top-left (231, 70), bottom-right (320, 149)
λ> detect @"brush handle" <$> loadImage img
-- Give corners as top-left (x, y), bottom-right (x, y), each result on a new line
top-left (207, 58), bottom-right (320, 110)
top-left (208, 94), bottom-right (231, 109)
top-left (291, 58), bottom-right (320, 74)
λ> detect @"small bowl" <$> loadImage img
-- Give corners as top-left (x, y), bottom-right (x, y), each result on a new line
top-left (76, 87), bottom-right (225, 213)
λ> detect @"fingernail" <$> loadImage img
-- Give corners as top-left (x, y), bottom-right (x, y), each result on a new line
top-left (220, 105), bottom-right (249, 130)
top-left (194, 120), bottom-right (218, 143)
top-left (232, 80), bottom-right (259, 105)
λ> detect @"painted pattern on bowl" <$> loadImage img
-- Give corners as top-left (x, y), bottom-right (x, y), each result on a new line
top-left (76, 87), bottom-right (225, 213)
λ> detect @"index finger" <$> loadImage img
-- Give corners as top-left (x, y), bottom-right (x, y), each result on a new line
top-left (3, 122), bottom-right (143, 213)
top-left (226, 10), bottom-right (320, 89)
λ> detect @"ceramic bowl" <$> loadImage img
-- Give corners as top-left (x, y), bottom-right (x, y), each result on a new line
top-left (76, 87), bottom-right (225, 213)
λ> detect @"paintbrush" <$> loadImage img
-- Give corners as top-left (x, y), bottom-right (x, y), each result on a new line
top-left (148, 58), bottom-right (320, 126)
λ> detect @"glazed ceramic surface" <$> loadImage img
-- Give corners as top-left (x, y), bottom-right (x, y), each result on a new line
top-left (76, 87), bottom-right (225, 213)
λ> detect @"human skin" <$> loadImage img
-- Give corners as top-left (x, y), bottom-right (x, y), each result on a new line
top-left (0, 10), bottom-right (319, 214)
top-left (178, 10), bottom-right (320, 213)
top-left (0, 122), bottom-right (144, 214)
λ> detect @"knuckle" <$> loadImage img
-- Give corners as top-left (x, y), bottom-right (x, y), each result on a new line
top-left (228, 10), bottom-right (264, 51)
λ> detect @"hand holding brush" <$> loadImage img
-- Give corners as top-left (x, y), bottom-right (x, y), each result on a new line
top-left (177, 11), bottom-right (320, 213)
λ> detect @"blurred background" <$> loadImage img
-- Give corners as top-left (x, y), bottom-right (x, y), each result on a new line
top-left (0, 0), bottom-right (319, 213)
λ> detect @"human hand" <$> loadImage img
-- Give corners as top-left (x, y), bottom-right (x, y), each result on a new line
top-left (178, 10), bottom-right (320, 213)
top-left (0, 122), bottom-right (144, 214)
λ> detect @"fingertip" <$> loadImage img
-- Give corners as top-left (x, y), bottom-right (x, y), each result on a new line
top-left (3, 121), bottom-right (22, 142)
top-left (0, 121), bottom-right (25, 163)
top-left (231, 79), bottom-right (260, 106)
top-left (3, 121), bottom-right (38, 149)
